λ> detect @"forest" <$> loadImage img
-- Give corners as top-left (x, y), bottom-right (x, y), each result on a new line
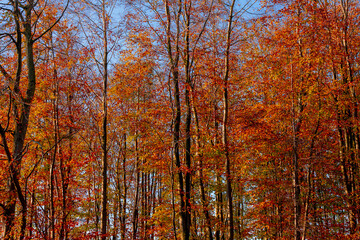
top-left (0, 0), bottom-right (359, 239)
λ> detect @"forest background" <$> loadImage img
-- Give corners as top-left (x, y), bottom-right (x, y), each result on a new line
top-left (0, 0), bottom-right (360, 239)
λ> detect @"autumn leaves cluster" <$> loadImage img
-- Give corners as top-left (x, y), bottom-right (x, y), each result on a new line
top-left (1, 0), bottom-right (360, 239)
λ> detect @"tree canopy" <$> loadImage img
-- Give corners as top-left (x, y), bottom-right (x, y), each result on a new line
top-left (1, 0), bottom-right (360, 239)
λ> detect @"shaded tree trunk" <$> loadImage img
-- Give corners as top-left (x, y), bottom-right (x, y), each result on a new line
top-left (100, 0), bottom-right (109, 239)
top-left (222, 1), bottom-right (236, 239)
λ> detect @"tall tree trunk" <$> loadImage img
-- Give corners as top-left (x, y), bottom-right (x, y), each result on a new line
top-left (132, 132), bottom-right (140, 240)
top-left (100, 0), bottom-right (109, 239)
top-left (292, 5), bottom-right (305, 239)
top-left (2, 1), bottom-right (23, 238)
top-left (184, 1), bottom-right (192, 238)
top-left (339, 0), bottom-right (359, 234)
top-left (291, 102), bottom-right (302, 240)
top-left (213, 91), bottom-right (224, 240)
top-left (193, 104), bottom-right (213, 240)
top-left (50, 31), bottom-right (60, 240)
top-left (3, 1), bottom-right (38, 238)
top-left (163, 1), bottom-right (188, 239)
top-left (121, 134), bottom-right (127, 240)
top-left (222, 1), bottom-right (236, 239)
top-left (60, 72), bottom-right (73, 240)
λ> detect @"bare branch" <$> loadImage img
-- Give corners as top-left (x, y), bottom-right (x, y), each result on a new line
top-left (33, 0), bottom-right (69, 42)
top-left (0, 63), bottom-right (14, 84)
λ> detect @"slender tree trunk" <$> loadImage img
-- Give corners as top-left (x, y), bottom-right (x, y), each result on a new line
top-left (192, 103), bottom-right (213, 240)
top-left (301, 96), bottom-right (320, 240)
top-left (292, 6), bottom-right (304, 239)
top-left (132, 133), bottom-right (140, 240)
top-left (94, 168), bottom-right (100, 236)
top-left (100, 0), bottom-right (109, 239)
top-left (292, 115), bottom-right (301, 240)
top-left (338, 1), bottom-right (359, 234)
top-left (141, 171), bottom-right (147, 239)
top-left (170, 148), bottom-right (178, 240)
top-left (301, 167), bottom-right (311, 240)
top-left (163, 1), bottom-right (188, 239)
top-left (113, 198), bottom-right (118, 240)
top-left (50, 32), bottom-right (60, 240)
top-left (184, 2), bottom-right (192, 238)
top-left (60, 72), bottom-right (73, 240)
top-left (28, 191), bottom-right (36, 239)
top-left (213, 93), bottom-right (224, 240)
top-left (121, 134), bottom-right (127, 240)
top-left (222, 1), bottom-right (236, 239)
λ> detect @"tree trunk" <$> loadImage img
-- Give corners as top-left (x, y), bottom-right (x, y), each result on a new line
top-left (100, 0), bottom-right (109, 239)
top-left (184, 1), bottom-right (192, 238)
top-left (4, 2), bottom-right (37, 238)
top-left (222, 1), bottom-right (236, 239)
top-left (163, 1), bottom-right (188, 239)
top-left (121, 134), bottom-right (127, 240)
top-left (132, 133), bottom-right (140, 240)
top-left (192, 102), bottom-right (213, 240)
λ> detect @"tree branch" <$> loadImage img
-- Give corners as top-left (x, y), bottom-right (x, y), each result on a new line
top-left (33, 0), bottom-right (69, 42)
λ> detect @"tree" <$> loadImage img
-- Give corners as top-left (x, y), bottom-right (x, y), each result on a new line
top-left (73, 0), bottom-right (120, 238)
top-left (0, 0), bottom-right (67, 239)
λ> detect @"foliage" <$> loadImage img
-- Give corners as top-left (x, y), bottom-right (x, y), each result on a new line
top-left (1, 0), bottom-right (360, 239)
